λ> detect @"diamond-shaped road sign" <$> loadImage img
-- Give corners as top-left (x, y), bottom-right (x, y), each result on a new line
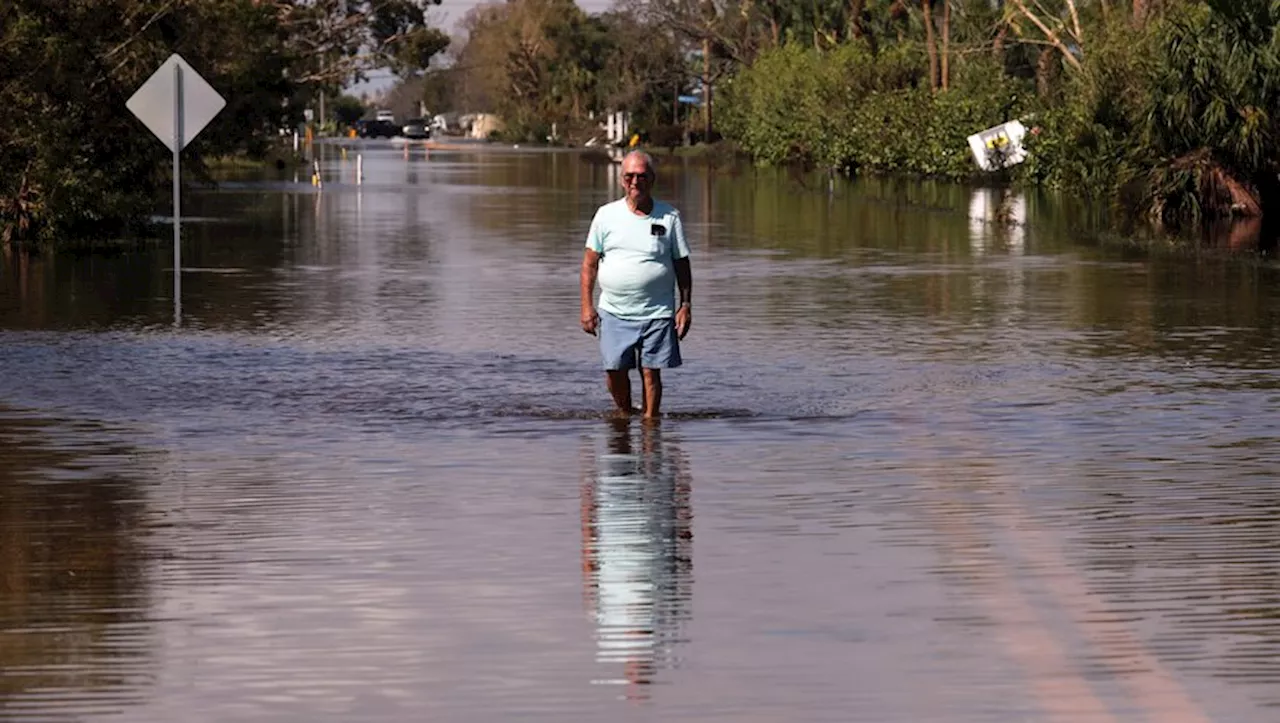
top-left (127, 53), bottom-right (226, 328)
top-left (127, 54), bottom-right (225, 152)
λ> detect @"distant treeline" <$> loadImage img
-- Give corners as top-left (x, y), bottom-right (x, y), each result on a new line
top-left (5, 1), bottom-right (1279, 247)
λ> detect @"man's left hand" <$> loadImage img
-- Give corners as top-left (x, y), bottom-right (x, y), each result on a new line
top-left (675, 306), bottom-right (692, 340)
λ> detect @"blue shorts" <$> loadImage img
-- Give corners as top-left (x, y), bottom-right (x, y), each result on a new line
top-left (599, 310), bottom-right (682, 370)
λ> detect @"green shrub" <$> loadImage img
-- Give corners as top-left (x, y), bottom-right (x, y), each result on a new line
top-left (1139, 0), bottom-right (1280, 219)
top-left (720, 44), bottom-right (1027, 179)
top-left (1015, 21), bottom-right (1156, 201)
top-left (719, 42), bottom-right (927, 168)
top-left (1016, 3), bottom-right (1280, 221)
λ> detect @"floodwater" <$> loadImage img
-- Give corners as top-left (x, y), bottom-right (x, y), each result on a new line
top-left (2, 142), bottom-right (1280, 722)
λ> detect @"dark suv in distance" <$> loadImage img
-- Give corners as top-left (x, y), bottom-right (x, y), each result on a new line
top-left (355, 119), bottom-right (400, 138)
top-left (401, 118), bottom-right (430, 139)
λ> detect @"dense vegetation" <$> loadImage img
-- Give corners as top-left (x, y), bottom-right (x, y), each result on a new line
top-left (5, 0), bottom-right (1280, 247)
top-left (1, 0), bottom-right (447, 247)
top-left (451, 0), bottom-right (1280, 229)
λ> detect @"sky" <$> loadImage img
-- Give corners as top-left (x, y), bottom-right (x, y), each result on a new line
top-left (434, 0), bottom-right (616, 29)
top-left (346, 0), bottom-right (617, 96)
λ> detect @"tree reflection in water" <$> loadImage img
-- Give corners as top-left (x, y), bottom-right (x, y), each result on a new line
top-left (0, 409), bottom-right (152, 717)
top-left (581, 418), bottom-right (693, 701)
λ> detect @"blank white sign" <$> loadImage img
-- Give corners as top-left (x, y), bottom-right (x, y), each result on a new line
top-left (127, 54), bottom-right (226, 152)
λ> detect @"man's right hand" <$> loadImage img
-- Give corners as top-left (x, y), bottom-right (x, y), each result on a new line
top-left (581, 307), bottom-right (600, 336)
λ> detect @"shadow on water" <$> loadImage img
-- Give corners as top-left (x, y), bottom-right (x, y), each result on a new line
top-left (501, 406), bottom-right (757, 422)
top-left (0, 408), bottom-right (153, 719)
top-left (580, 418), bottom-right (693, 701)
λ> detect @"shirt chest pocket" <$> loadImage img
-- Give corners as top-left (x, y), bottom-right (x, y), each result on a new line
top-left (647, 223), bottom-right (668, 256)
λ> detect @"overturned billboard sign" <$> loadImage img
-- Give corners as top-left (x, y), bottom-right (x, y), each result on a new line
top-left (967, 120), bottom-right (1029, 172)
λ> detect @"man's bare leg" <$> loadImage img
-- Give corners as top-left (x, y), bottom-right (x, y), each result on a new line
top-left (640, 368), bottom-right (662, 419)
top-left (606, 370), bottom-right (633, 415)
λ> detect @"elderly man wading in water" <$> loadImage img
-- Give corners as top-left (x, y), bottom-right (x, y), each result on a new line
top-left (580, 151), bottom-right (693, 419)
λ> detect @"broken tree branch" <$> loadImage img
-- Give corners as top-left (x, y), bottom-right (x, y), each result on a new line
top-left (1008, 0), bottom-right (1083, 70)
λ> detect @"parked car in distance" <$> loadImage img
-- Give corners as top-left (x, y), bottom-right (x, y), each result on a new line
top-left (401, 118), bottom-right (430, 139)
top-left (431, 114), bottom-right (458, 134)
top-left (356, 119), bottom-right (400, 138)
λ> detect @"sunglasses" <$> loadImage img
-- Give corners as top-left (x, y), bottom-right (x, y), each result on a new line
top-left (622, 172), bottom-right (651, 181)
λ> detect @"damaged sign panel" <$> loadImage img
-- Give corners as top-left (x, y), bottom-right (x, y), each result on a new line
top-left (968, 120), bottom-right (1029, 172)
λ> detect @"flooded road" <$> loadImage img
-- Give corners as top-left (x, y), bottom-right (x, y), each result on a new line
top-left (2, 143), bottom-right (1280, 722)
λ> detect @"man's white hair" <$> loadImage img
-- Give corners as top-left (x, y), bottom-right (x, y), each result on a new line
top-left (621, 150), bottom-right (656, 174)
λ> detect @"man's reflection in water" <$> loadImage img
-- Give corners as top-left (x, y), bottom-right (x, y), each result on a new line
top-left (581, 418), bottom-right (693, 700)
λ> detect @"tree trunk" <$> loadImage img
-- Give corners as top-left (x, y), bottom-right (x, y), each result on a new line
top-left (1035, 48), bottom-right (1055, 98)
top-left (940, 0), bottom-right (950, 91)
top-left (1133, 0), bottom-right (1148, 27)
top-left (921, 0), bottom-right (938, 92)
top-left (702, 37), bottom-right (713, 141)
top-left (848, 0), bottom-right (866, 41)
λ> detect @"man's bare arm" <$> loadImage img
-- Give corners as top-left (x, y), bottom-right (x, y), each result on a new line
top-left (581, 249), bottom-right (601, 335)
top-left (674, 257), bottom-right (691, 306)
top-left (674, 257), bottom-right (692, 339)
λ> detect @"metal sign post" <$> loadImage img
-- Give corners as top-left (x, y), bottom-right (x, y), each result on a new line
top-left (172, 63), bottom-right (184, 323)
top-left (127, 54), bottom-right (225, 326)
